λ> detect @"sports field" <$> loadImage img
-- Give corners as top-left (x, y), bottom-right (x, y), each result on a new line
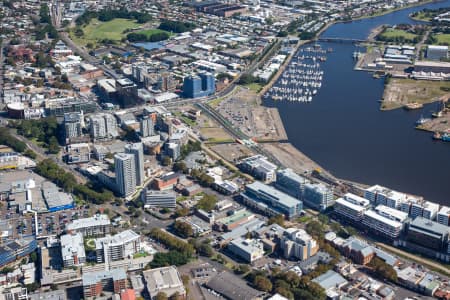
top-left (71, 18), bottom-right (141, 46)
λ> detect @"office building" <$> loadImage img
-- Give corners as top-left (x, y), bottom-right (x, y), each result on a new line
top-left (116, 78), bottom-right (138, 107)
top-left (228, 238), bottom-right (265, 263)
top-left (334, 193), bottom-right (371, 222)
top-left (241, 181), bottom-right (303, 219)
top-left (364, 185), bottom-right (406, 208)
top-left (141, 189), bottom-right (176, 209)
top-left (66, 214), bottom-right (111, 237)
top-left (89, 113), bottom-right (118, 140)
top-left (407, 217), bottom-right (449, 251)
top-left (302, 183), bottom-right (334, 211)
top-left (64, 112), bottom-right (83, 143)
top-left (275, 168), bottom-right (309, 199)
top-left (281, 228), bottom-right (319, 261)
top-left (362, 205), bottom-right (408, 239)
top-left (140, 116), bottom-right (154, 137)
top-left (183, 73), bottom-right (215, 98)
top-left (82, 269), bottom-right (127, 300)
top-left (115, 153), bottom-right (136, 197)
top-left (45, 98), bottom-right (96, 117)
top-left (143, 266), bottom-right (186, 300)
top-left (95, 230), bottom-right (141, 263)
top-left (0, 237), bottom-right (37, 268)
top-left (438, 206), bottom-right (450, 226)
top-left (60, 232), bottom-right (86, 267)
top-left (66, 143), bottom-right (90, 164)
top-left (238, 155), bottom-right (277, 182)
top-left (125, 143), bottom-right (145, 186)
top-left (427, 45), bottom-right (448, 61)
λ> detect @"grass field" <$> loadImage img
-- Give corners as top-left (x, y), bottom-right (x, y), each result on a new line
top-left (71, 18), bottom-right (141, 46)
top-left (379, 29), bottom-right (417, 41)
top-left (382, 78), bottom-right (450, 110)
top-left (433, 33), bottom-right (450, 46)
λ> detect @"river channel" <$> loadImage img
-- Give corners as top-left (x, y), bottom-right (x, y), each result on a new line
top-left (264, 0), bottom-right (450, 204)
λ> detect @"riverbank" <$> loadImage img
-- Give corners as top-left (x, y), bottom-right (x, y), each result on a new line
top-left (350, 0), bottom-right (440, 22)
top-left (381, 78), bottom-right (450, 111)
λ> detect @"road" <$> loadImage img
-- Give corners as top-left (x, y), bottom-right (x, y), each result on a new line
top-left (9, 129), bottom-right (87, 184)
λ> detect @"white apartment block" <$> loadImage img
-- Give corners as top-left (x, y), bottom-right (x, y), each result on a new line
top-left (95, 230), bottom-right (141, 263)
top-left (362, 205), bottom-right (408, 239)
top-left (66, 214), bottom-right (111, 237)
top-left (61, 232), bottom-right (86, 267)
top-left (334, 193), bottom-right (371, 222)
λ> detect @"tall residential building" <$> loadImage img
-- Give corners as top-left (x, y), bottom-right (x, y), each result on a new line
top-left (275, 168), bottom-right (310, 199)
top-left (302, 183), bottom-right (334, 211)
top-left (64, 112), bottom-right (83, 143)
top-left (281, 228), bottom-right (318, 260)
top-left (61, 232), bottom-right (86, 267)
top-left (89, 113), bottom-right (118, 140)
top-left (183, 72), bottom-right (215, 98)
top-left (115, 153), bottom-right (136, 197)
top-left (94, 230), bottom-right (141, 263)
top-left (125, 143), bottom-right (145, 186)
top-left (66, 214), bottom-right (111, 237)
top-left (140, 115), bottom-right (154, 137)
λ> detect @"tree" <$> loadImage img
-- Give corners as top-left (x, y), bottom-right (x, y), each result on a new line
top-left (234, 264), bottom-right (250, 275)
top-left (174, 207), bottom-right (189, 218)
top-left (173, 220), bottom-right (193, 238)
top-left (253, 275), bottom-right (272, 292)
top-left (155, 292), bottom-right (168, 300)
top-left (162, 156), bottom-right (172, 166)
top-left (47, 136), bottom-right (60, 154)
top-left (305, 220), bottom-right (324, 239)
top-left (318, 214), bottom-right (329, 224)
top-left (173, 161), bottom-right (187, 173)
top-left (268, 214), bottom-right (285, 227)
top-left (196, 194), bottom-right (217, 212)
top-left (30, 251), bottom-right (37, 263)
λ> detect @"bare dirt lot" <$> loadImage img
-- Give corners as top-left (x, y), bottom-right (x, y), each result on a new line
top-left (261, 142), bottom-right (322, 174)
top-left (209, 143), bottom-right (254, 163)
top-left (214, 87), bottom-right (287, 141)
top-left (382, 78), bottom-right (450, 110)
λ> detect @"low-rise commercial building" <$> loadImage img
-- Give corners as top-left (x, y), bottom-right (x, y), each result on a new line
top-left (227, 238), bottom-right (265, 263)
top-left (143, 266), bottom-right (186, 300)
top-left (0, 237), bottom-right (37, 268)
top-left (141, 189), bottom-right (176, 209)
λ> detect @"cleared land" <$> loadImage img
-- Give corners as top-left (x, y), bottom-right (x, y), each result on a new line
top-left (381, 78), bottom-right (450, 110)
top-left (71, 18), bottom-right (141, 46)
top-left (209, 143), bottom-right (254, 163)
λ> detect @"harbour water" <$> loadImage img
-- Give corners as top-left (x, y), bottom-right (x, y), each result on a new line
top-left (264, 0), bottom-right (450, 205)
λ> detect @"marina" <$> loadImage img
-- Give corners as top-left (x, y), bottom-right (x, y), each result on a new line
top-left (265, 0), bottom-right (450, 205)
top-left (263, 46), bottom-right (326, 103)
